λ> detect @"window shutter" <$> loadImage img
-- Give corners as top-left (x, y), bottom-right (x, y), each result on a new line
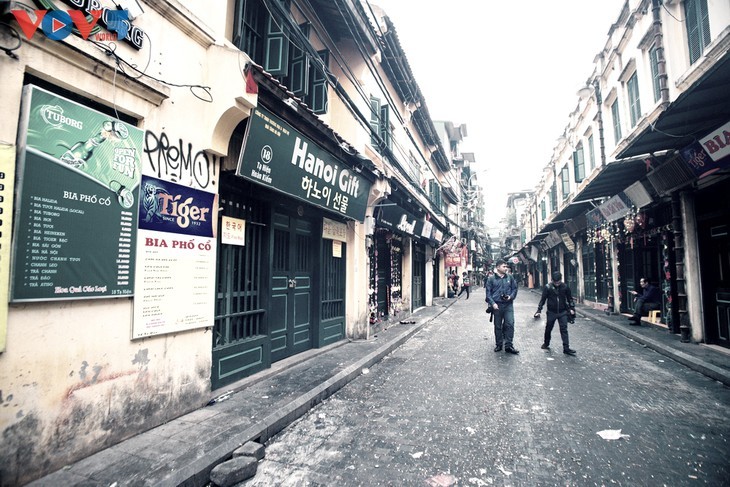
top-left (685, 0), bottom-right (711, 65)
top-left (309, 50), bottom-right (329, 114)
top-left (287, 24), bottom-right (309, 97)
top-left (370, 97), bottom-right (381, 147)
top-left (264, 16), bottom-right (289, 76)
top-left (627, 73), bottom-right (641, 127)
top-left (379, 105), bottom-right (390, 151)
top-left (588, 135), bottom-right (595, 170)
top-left (233, 0), bottom-right (245, 47)
top-left (650, 45), bottom-right (661, 102)
top-left (561, 165), bottom-right (570, 199)
top-left (611, 101), bottom-right (622, 144)
top-left (573, 146), bottom-right (585, 182)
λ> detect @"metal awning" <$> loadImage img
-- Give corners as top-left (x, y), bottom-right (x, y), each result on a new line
top-left (618, 50), bottom-right (730, 158)
top-left (553, 200), bottom-right (595, 222)
top-left (571, 158), bottom-right (649, 202)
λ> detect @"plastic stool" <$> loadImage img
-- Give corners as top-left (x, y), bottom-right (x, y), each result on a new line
top-left (648, 310), bottom-right (661, 323)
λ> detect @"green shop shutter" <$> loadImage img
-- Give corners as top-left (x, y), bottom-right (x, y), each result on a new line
top-left (265, 16), bottom-right (289, 76)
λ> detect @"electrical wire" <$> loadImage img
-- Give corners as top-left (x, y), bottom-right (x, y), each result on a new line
top-left (88, 38), bottom-right (213, 103)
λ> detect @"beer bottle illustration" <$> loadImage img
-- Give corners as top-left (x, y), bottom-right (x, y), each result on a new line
top-left (60, 120), bottom-right (130, 168)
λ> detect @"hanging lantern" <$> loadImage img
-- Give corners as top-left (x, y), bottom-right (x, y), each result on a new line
top-left (635, 211), bottom-right (646, 229)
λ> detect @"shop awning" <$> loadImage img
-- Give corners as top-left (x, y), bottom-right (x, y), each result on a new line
top-left (618, 50), bottom-right (730, 159)
top-left (553, 200), bottom-right (595, 223)
top-left (571, 158), bottom-right (649, 203)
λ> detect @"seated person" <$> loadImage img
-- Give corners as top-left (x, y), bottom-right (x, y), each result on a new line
top-left (628, 277), bottom-right (661, 325)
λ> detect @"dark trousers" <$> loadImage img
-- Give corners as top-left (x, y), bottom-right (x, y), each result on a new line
top-left (632, 298), bottom-right (660, 319)
top-left (544, 311), bottom-right (570, 351)
top-left (458, 285), bottom-right (470, 298)
top-left (493, 302), bottom-right (515, 348)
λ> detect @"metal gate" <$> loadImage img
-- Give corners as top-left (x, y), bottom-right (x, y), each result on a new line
top-left (212, 194), bottom-right (268, 390)
top-left (412, 242), bottom-right (425, 308)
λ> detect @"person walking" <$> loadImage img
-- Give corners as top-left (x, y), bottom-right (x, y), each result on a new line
top-left (533, 271), bottom-right (577, 356)
top-left (458, 272), bottom-right (471, 299)
top-left (628, 277), bottom-right (662, 325)
top-left (486, 259), bottom-right (519, 354)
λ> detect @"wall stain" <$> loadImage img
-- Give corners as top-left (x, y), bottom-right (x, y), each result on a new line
top-left (0, 413), bottom-right (40, 486)
top-left (2, 359), bottom-right (210, 485)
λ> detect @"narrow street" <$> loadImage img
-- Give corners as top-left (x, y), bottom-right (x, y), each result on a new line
top-left (243, 288), bottom-right (730, 486)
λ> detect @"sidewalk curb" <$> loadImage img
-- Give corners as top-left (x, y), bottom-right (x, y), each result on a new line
top-left (576, 309), bottom-right (730, 386)
top-left (170, 300), bottom-right (457, 486)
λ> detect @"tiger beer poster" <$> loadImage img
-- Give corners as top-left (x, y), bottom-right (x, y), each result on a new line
top-left (10, 85), bottom-right (143, 302)
top-left (132, 173), bottom-right (218, 338)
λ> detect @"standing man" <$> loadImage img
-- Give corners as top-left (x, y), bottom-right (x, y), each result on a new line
top-left (458, 272), bottom-right (471, 299)
top-left (628, 277), bottom-right (662, 325)
top-left (486, 259), bottom-right (519, 354)
top-left (534, 271), bottom-right (577, 356)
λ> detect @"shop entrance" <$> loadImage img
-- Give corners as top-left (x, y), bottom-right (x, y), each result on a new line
top-left (270, 210), bottom-right (315, 361)
top-left (699, 219), bottom-right (730, 348)
top-left (412, 242), bottom-right (425, 308)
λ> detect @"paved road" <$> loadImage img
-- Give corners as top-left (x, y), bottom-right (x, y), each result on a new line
top-left (242, 289), bottom-right (730, 486)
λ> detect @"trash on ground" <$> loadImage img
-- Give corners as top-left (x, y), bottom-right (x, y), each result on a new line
top-left (597, 429), bottom-right (630, 440)
top-left (207, 390), bottom-right (233, 405)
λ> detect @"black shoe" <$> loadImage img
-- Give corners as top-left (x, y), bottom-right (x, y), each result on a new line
top-left (563, 349), bottom-right (577, 356)
top-left (504, 347), bottom-right (520, 355)
top-left (494, 345), bottom-right (502, 352)
top-left (541, 343), bottom-right (550, 350)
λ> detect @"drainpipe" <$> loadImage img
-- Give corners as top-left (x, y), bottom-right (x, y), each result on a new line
top-left (594, 78), bottom-right (607, 167)
top-left (652, 0), bottom-right (670, 109)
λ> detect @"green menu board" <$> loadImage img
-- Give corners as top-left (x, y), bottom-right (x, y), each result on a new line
top-left (10, 85), bottom-right (143, 301)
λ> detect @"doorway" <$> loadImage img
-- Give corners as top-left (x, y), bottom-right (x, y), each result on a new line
top-left (269, 210), bottom-right (315, 362)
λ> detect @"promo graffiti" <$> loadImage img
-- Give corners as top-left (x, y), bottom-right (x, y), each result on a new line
top-left (143, 131), bottom-right (218, 190)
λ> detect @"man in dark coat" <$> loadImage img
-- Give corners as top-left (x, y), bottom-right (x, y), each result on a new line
top-left (628, 277), bottom-right (662, 325)
top-left (486, 260), bottom-right (519, 354)
top-left (534, 271), bottom-right (577, 356)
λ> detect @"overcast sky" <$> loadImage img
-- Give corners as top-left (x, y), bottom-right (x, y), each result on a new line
top-left (369, 0), bottom-right (627, 228)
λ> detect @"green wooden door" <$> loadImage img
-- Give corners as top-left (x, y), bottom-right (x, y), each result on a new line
top-left (270, 211), bottom-right (314, 362)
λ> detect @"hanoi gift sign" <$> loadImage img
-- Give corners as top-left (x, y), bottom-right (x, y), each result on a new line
top-left (237, 106), bottom-right (371, 221)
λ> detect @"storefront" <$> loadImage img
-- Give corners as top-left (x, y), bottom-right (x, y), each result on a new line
top-left (211, 102), bottom-right (374, 388)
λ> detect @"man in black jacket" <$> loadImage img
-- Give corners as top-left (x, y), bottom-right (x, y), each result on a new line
top-left (534, 271), bottom-right (577, 356)
top-left (628, 277), bottom-right (662, 325)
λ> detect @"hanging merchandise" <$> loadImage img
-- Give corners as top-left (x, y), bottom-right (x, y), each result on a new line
top-left (368, 234), bottom-right (379, 325)
top-left (389, 237), bottom-right (403, 317)
top-left (662, 232), bottom-right (672, 327)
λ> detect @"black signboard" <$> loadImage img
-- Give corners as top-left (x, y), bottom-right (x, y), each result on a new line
top-left (236, 106), bottom-right (371, 221)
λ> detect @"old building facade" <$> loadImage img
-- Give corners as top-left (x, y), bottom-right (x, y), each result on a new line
top-left (519, 0), bottom-right (730, 346)
top-left (0, 1), bottom-right (484, 483)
